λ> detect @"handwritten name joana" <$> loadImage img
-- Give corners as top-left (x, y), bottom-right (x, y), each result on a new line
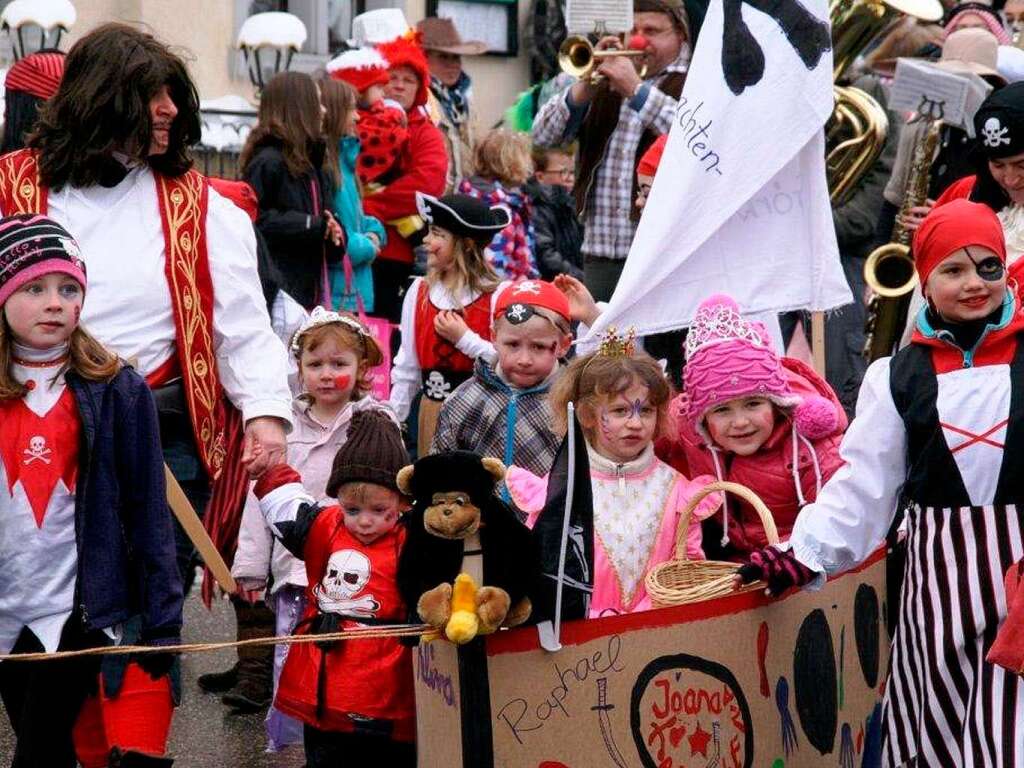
top-left (495, 634), bottom-right (624, 744)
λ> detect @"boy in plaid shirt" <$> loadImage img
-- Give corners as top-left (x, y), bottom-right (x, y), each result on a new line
top-left (431, 280), bottom-right (572, 479)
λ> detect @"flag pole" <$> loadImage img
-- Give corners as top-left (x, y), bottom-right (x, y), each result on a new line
top-left (811, 311), bottom-right (826, 377)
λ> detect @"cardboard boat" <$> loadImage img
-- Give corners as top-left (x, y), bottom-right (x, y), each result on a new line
top-left (415, 548), bottom-right (888, 768)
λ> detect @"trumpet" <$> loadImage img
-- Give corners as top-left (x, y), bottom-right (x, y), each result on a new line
top-left (558, 35), bottom-right (648, 83)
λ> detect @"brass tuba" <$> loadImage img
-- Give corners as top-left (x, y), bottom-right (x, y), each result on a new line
top-left (826, 0), bottom-right (942, 202)
top-left (861, 118), bottom-right (941, 361)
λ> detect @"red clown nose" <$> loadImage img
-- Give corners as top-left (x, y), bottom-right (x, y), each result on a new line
top-left (628, 34), bottom-right (648, 50)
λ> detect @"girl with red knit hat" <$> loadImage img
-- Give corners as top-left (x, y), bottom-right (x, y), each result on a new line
top-left (660, 293), bottom-right (847, 559)
top-left (738, 198), bottom-right (1024, 765)
top-left (0, 214), bottom-right (182, 767)
top-left (325, 48), bottom-right (409, 187)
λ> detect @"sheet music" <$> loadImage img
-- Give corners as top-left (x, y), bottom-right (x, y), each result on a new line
top-left (889, 58), bottom-right (991, 132)
top-left (565, 0), bottom-right (633, 35)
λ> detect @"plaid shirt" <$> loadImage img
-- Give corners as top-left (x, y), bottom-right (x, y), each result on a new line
top-left (532, 51), bottom-right (689, 260)
top-left (431, 359), bottom-right (561, 478)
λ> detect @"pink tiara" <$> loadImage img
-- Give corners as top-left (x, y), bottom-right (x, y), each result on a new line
top-left (684, 295), bottom-right (766, 360)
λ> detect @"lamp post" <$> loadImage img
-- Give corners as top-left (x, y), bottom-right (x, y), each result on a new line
top-left (236, 11), bottom-right (308, 92)
top-left (1, 0), bottom-right (76, 60)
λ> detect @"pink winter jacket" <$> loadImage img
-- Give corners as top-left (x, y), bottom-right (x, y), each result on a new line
top-left (657, 358), bottom-right (847, 556)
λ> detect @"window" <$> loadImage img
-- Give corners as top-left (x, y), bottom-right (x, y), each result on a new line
top-left (237, 0), bottom-right (407, 62)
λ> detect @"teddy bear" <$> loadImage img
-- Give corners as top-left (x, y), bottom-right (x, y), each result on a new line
top-left (396, 451), bottom-right (536, 641)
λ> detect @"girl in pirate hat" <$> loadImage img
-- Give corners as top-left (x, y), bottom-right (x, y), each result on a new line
top-left (388, 191), bottom-right (510, 455)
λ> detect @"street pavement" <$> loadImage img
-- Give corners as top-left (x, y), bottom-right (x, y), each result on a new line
top-left (0, 584), bottom-right (306, 767)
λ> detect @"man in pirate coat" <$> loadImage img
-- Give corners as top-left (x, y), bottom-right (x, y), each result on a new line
top-left (0, 24), bottom-right (293, 590)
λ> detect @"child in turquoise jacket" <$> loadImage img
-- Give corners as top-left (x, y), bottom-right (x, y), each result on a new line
top-left (321, 78), bottom-right (387, 313)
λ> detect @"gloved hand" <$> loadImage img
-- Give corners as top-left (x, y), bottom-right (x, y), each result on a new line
top-left (135, 651), bottom-right (176, 681)
top-left (735, 546), bottom-right (818, 597)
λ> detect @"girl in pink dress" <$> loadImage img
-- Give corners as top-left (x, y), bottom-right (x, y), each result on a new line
top-left (506, 342), bottom-right (719, 617)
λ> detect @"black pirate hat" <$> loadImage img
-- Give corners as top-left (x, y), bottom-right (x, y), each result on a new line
top-left (415, 191), bottom-right (511, 246)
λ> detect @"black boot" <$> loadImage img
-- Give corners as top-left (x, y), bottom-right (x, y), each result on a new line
top-left (221, 600), bottom-right (274, 714)
top-left (196, 660), bottom-right (238, 693)
top-left (109, 747), bottom-right (174, 767)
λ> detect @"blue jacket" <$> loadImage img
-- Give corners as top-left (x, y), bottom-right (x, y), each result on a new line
top-left (329, 136), bottom-right (387, 313)
top-left (69, 366), bottom-right (183, 646)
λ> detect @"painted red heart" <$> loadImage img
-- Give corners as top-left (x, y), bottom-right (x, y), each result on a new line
top-left (670, 725), bottom-right (686, 748)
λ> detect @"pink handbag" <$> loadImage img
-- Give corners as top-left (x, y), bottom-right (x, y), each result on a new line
top-left (341, 254), bottom-right (393, 401)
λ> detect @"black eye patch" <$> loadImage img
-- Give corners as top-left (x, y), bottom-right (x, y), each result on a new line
top-left (965, 247), bottom-right (1005, 282)
top-left (975, 257), bottom-right (1005, 282)
top-left (504, 303), bottom-right (535, 325)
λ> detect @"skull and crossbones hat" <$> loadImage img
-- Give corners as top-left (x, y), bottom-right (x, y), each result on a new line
top-left (492, 280), bottom-right (571, 326)
top-left (415, 192), bottom-right (511, 246)
top-left (974, 83), bottom-right (1024, 159)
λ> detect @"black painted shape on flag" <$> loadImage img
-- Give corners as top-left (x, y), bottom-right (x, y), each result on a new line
top-left (530, 412), bottom-right (594, 625)
top-left (721, 0), bottom-right (832, 95)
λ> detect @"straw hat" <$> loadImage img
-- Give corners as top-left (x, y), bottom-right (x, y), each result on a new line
top-left (416, 17), bottom-right (487, 56)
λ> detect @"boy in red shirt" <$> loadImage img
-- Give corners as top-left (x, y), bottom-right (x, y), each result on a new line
top-left (252, 409), bottom-right (414, 767)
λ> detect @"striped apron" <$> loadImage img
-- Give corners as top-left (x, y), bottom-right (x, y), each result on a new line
top-left (884, 344), bottom-right (1024, 765)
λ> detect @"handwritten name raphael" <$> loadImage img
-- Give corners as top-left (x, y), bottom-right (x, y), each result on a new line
top-left (495, 634), bottom-right (624, 745)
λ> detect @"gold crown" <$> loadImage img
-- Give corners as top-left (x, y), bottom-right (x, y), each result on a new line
top-left (597, 326), bottom-right (637, 358)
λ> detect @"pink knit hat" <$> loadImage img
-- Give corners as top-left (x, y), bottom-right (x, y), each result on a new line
top-left (683, 294), bottom-right (800, 437)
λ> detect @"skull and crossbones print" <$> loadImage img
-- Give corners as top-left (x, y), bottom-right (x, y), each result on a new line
top-left (983, 117), bottom-right (1012, 148)
top-left (23, 436), bottom-right (51, 465)
top-left (512, 281), bottom-right (542, 297)
top-left (424, 371), bottom-right (451, 400)
top-left (313, 549), bottom-right (380, 617)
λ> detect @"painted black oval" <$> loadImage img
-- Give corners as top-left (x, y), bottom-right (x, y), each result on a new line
top-left (793, 608), bottom-right (838, 754)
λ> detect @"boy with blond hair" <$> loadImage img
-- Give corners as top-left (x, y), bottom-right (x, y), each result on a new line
top-left (431, 280), bottom-right (572, 478)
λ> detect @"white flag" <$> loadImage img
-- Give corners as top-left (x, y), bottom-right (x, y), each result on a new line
top-left (584, 0), bottom-right (852, 341)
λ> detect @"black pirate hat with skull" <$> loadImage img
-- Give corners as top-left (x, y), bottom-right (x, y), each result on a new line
top-left (975, 83), bottom-right (1024, 160)
top-left (415, 192), bottom-right (511, 246)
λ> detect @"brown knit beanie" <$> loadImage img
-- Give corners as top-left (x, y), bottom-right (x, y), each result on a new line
top-left (635, 0), bottom-right (690, 37)
top-left (325, 409), bottom-right (409, 497)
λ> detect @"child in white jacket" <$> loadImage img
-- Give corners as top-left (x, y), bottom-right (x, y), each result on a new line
top-left (232, 307), bottom-right (394, 751)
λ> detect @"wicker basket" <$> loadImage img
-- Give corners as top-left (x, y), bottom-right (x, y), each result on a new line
top-left (646, 481), bottom-right (779, 607)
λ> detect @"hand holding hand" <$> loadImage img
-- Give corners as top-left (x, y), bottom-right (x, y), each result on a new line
top-left (554, 274), bottom-right (600, 325)
top-left (434, 310), bottom-right (469, 344)
top-left (241, 417), bottom-right (287, 477)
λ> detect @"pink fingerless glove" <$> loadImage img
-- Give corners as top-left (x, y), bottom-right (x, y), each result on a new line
top-left (736, 546), bottom-right (817, 596)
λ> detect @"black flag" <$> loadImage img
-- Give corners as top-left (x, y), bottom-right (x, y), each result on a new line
top-left (530, 411), bottom-right (594, 624)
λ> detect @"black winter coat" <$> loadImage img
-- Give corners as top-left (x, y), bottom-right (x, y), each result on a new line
top-left (244, 141), bottom-right (343, 309)
top-left (525, 178), bottom-right (584, 281)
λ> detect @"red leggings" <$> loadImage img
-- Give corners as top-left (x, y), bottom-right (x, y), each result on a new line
top-left (72, 663), bottom-right (174, 767)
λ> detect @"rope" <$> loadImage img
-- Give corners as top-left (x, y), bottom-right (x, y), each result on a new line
top-left (0, 623), bottom-right (435, 662)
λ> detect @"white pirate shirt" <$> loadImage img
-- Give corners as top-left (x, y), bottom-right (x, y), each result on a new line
top-left (0, 342), bottom-right (80, 654)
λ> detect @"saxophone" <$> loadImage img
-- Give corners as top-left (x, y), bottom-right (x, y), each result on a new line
top-left (861, 118), bottom-right (942, 361)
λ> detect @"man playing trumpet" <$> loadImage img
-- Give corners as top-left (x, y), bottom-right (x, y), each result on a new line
top-left (532, 0), bottom-right (691, 301)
